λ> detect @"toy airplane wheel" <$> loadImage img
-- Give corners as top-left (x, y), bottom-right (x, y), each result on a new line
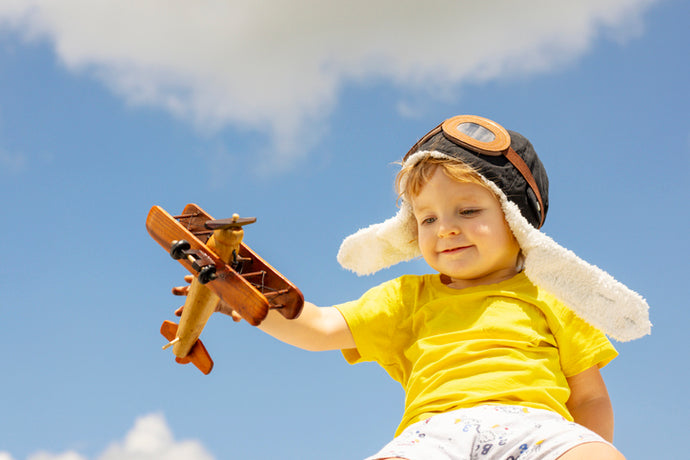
top-left (170, 240), bottom-right (191, 260)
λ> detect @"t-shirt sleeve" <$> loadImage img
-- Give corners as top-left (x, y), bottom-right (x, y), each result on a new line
top-left (334, 277), bottom-right (412, 382)
top-left (553, 305), bottom-right (619, 378)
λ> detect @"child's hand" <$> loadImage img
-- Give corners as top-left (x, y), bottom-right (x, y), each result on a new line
top-left (172, 274), bottom-right (243, 322)
top-left (171, 274), bottom-right (194, 299)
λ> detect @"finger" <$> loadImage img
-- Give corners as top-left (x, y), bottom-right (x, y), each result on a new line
top-left (184, 274), bottom-right (194, 284)
top-left (172, 285), bottom-right (190, 296)
top-left (174, 306), bottom-right (184, 317)
top-left (216, 300), bottom-right (243, 322)
top-left (215, 299), bottom-right (231, 314)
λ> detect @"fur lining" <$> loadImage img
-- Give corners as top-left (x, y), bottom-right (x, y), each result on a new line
top-left (336, 150), bottom-right (651, 341)
top-left (490, 181), bottom-right (651, 342)
top-left (337, 203), bottom-right (419, 275)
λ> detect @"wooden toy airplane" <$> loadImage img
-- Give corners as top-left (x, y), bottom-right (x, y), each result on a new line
top-left (146, 203), bottom-right (304, 374)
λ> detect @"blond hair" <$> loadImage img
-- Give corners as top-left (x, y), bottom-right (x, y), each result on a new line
top-left (396, 155), bottom-right (492, 201)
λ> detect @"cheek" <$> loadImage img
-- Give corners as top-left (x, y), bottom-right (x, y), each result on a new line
top-left (467, 221), bottom-right (497, 241)
top-left (499, 218), bottom-right (518, 244)
top-left (416, 226), bottom-right (436, 253)
top-left (472, 222), bottom-right (492, 236)
top-left (495, 222), bottom-right (520, 254)
top-left (474, 217), bottom-right (515, 246)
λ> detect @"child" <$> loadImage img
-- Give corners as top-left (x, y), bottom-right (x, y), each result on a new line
top-left (177, 115), bottom-right (650, 459)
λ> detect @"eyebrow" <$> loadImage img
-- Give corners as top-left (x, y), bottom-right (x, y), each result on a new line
top-left (412, 191), bottom-right (486, 211)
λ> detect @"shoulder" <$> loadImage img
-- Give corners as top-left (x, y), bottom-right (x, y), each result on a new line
top-left (517, 276), bottom-right (619, 373)
top-left (335, 274), bottom-right (437, 322)
top-left (363, 273), bottom-right (439, 301)
top-left (502, 274), bottom-right (619, 374)
top-left (492, 274), bottom-right (600, 340)
top-left (502, 274), bottom-right (571, 327)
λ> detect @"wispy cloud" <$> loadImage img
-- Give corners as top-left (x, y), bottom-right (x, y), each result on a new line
top-left (26, 452), bottom-right (85, 460)
top-left (0, 148), bottom-right (26, 174)
top-left (0, 413), bottom-right (214, 460)
top-left (0, 0), bottom-right (658, 161)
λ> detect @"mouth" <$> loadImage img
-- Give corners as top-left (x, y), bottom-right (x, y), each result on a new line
top-left (440, 245), bottom-right (471, 255)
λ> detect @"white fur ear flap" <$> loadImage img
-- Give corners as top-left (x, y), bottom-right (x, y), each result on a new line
top-left (501, 198), bottom-right (652, 342)
top-left (337, 204), bottom-right (420, 276)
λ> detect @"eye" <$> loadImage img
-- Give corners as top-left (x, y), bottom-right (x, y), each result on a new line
top-left (420, 216), bottom-right (437, 225)
top-left (459, 208), bottom-right (481, 217)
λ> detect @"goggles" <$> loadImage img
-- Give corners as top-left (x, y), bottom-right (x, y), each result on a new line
top-left (404, 115), bottom-right (546, 228)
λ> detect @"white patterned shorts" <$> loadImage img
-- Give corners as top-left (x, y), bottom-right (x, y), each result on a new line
top-left (365, 405), bottom-right (614, 460)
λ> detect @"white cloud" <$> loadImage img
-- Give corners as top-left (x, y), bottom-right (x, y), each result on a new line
top-left (0, 413), bottom-right (214, 460)
top-left (0, 0), bottom-right (659, 161)
top-left (97, 413), bottom-right (214, 460)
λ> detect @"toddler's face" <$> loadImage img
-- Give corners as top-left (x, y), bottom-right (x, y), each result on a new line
top-left (410, 168), bottom-right (521, 289)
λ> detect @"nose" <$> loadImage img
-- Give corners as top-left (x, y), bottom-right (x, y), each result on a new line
top-left (437, 217), bottom-right (460, 238)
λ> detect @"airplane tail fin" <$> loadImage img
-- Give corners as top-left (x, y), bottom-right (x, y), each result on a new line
top-left (160, 320), bottom-right (214, 375)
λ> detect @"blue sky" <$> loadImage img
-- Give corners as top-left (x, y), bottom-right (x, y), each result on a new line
top-left (0, 1), bottom-right (687, 459)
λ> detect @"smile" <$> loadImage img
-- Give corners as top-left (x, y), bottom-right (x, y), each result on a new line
top-left (440, 245), bottom-right (471, 255)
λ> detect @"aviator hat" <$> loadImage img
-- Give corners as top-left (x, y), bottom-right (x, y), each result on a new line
top-left (337, 115), bottom-right (650, 341)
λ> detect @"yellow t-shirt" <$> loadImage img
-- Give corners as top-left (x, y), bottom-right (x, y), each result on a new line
top-left (335, 272), bottom-right (617, 436)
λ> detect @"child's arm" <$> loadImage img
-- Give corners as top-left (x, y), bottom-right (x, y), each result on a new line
top-left (172, 276), bottom-right (355, 352)
top-left (565, 366), bottom-right (615, 442)
top-left (256, 302), bottom-right (355, 351)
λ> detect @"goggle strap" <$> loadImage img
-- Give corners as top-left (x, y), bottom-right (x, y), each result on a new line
top-left (404, 123), bottom-right (443, 160)
top-left (503, 147), bottom-right (546, 228)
